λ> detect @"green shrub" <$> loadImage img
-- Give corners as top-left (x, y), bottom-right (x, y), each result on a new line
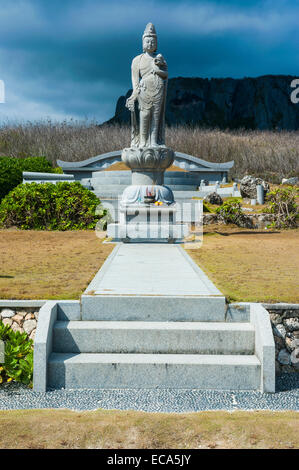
top-left (0, 156), bottom-right (57, 200)
top-left (265, 186), bottom-right (299, 228)
top-left (216, 200), bottom-right (253, 228)
top-left (0, 181), bottom-right (105, 230)
top-left (0, 321), bottom-right (33, 386)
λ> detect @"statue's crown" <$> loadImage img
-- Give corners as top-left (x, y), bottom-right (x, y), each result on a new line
top-left (143, 23), bottom-right (157, 38)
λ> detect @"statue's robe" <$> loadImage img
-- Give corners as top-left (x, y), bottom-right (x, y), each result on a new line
top-left (130, 53), bottom-right (167, 146)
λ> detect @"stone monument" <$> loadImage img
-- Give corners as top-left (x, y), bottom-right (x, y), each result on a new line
top-left (107, 23), bottom-right (189, 241)
top-left (121, 22), bottom-right (175, 206)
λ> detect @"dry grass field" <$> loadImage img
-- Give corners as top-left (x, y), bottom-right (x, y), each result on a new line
top-left (188, 227), bottom-right (299, 303)
top-left (1, 120), bottom-right (298, 181)
top-left (0, 228), bottom-right (298, 302)
top-left (0, 230), bottom-right (114, 299)
top-left (0, 409), bottom-right (298, 449)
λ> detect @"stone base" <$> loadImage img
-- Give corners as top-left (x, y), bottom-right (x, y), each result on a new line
top-left (107, 222), bottom-right (189, 242)
top-left (108, 203), bottom-right (189, 242)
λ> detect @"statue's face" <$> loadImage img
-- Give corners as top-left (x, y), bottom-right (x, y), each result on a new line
top-left (143, 35), bottom-right (157, 53)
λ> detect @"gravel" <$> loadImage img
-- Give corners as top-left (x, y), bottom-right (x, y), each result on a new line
top-left (0, 374), bottom-right (298, 412)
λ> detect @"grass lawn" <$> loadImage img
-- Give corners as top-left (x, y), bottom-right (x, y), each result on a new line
top-left (187, 226), bottom-right (299, 303)
top-left (0, 230), bottom-right (114, 300)
top-left (0, 409), bottom-right (298, 449)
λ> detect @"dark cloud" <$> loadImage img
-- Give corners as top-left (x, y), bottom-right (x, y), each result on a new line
top-left (0, 0), bottom-right (298, 123)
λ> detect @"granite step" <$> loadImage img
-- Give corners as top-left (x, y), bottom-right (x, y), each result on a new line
top-left (53, 321), bottom-right (255, 355)
top-left (48, 352), bottom-right (261, 390)
top-left (81, 295), bottom-right (227, 321)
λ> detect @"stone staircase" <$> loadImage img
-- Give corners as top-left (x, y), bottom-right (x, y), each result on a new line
top-left (34, 245), bottom-right (275, 393)
top-left (48, 315), bottom-right (261, 390)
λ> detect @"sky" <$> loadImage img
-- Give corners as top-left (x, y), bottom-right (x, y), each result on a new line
top-left (0, 0), bottom-right (298, 124)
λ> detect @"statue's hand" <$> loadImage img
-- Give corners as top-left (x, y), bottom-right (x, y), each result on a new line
top-left (126, 94), bottom-right (137, 112)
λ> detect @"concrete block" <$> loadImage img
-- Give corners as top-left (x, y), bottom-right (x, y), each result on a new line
top-left (53, 320), bottom-right (255, 354)
top-left (81, 295), bottom-right (226, 321)
top-left (33, 301), bottom-right (58, 392)
top-left (107, 223), bottom-right (189, 240)
top-left (250, 303), bottom-right (275, 393)
top-left (57, 301), bottom-right (81, 321)
top-left (48, 353), bottom-right (261, 390)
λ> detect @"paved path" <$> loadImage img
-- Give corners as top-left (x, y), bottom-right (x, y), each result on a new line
top-left (1, 375), bottom-right (299, 412)
top-left (88, 243), bottom-right (222, 297)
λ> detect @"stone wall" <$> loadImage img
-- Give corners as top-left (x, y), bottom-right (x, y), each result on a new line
top-left (0, 307), bottom-right (38, 341)
top-left (265, 306), bottom-right (299, 374)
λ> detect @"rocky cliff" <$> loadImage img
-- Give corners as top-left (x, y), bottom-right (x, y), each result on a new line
top-left (108, 75), bottom-right (299, 130)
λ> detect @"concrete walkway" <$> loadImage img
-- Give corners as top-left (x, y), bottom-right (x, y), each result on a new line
top-left (86, 243), bottom-right (222, 297)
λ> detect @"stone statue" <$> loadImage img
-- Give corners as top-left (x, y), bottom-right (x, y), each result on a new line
top-left (126, 23), bottom-right (168, 148)
top-left (121, 23), bottom-right (175, 205)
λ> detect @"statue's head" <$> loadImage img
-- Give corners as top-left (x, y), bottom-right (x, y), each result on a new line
top-left (142, 23), bottom-right (157, 53)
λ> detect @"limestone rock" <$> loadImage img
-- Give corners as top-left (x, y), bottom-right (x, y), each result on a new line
top-left (278, 349), bottom-right (291, 365)
top-left (29, 330), bottom-right (36, 341)
top-left (274, 335), bottom-right (284, 349)
top-left (284, 318), bottom-right (299, 332)
top-left (15, 311), bottom-right (27, 317)
top-left (1, 309), bottom-right (15, 318)
top-left (2, 318), bottom-right (12, 327)
top-left (285, 336), bottom-right (295, 352)
top-left (281, 177), bottom-right (298, 185)
top-left (240, 175), bottom-right (270, 199)
top-left (12, 314), bottom-right (24, 325)
top-left (202, 214), bottom-right (218, 225)
top-left (274, 324), bottom-right (287, 339)
top-left (109, 75), bottom-right (299, 131)
top-left (269, 313), bottom-right (283, 326)
top-left (11, 322), bottom-right (23, 333)
top-left (204, 192), bottom-right (223, 205)
top-left (23, 319), bottom-right (37, 335)
top-left (24, 313), bottom-right (35, 321)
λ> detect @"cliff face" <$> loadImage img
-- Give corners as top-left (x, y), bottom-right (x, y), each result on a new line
top-left (109, 75), bottom-right (299, 130)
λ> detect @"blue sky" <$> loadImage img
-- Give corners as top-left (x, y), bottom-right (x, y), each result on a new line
top-left (0, 0), bottom-right (298, 123)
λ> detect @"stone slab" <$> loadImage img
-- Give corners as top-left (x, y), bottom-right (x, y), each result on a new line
top-left (48, 352), bottom-right (260, 390)
top-left (53, 320), bottom-right (255, 354)
top-left (107, 223), bottom-right (189, 240)
top-left (81, 243), bottom-right (225, 320)
top-left (33, 301), bottom-right (58, 392)
top-left (57, 300), bottom-right (81, 321)
top-left (250, 303), bottom-right (275, 393)
top-left (84, 243), bottom-right (222, 297)
top-left (81, 295), bottom-right (226, 321)
top-left (0, 300), bottom-right (47, 308)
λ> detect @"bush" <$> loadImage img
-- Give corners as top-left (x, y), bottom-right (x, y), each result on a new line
top-left (0, 321), bottom-right (33, 386)
top-left (216, 200), bottom-right (253, 228)
top-left (0, 156), bottom-right (56, 200)
top-left (0, 181), bottom-right (105, 230)
top-left (265, 186), bottom-right (299, 228)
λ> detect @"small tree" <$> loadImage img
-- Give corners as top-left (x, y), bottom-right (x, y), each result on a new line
top-left (216, 200), bottom-right (253, 228)
top-left (265, 186), bottom-right (299, 228)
